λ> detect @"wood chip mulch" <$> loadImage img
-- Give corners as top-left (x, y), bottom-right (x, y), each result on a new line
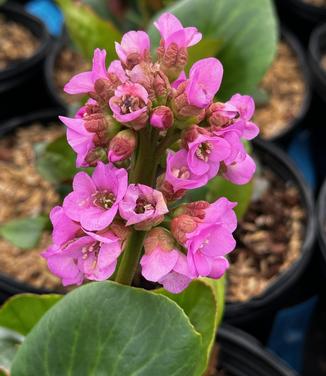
top-left (227, 170), bottom-right (305, 303)
top-left (253, 41), bottom-right (305, 140)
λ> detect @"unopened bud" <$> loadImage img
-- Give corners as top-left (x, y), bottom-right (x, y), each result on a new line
top-left (173, 201), bottom-right (210, 220)
top-left (171, 214), bottom-right (198, 244)
top-left (108, 129), bottom-right (137, 162)
top-left (144, 227), bottom-right (176, 254)
top-left (180, 125), bottom-right (210, 148)
top-left (156, 174), bottom-right (186, 202)
top-left (85, 146), bottom-right (108, 166)
top-left (150, 106), bottom-right (174, 130)
top-left (157, 41), bottom-right (188, 81)
top-left (206, 102), bottom-right (238, 129)
top-left (93, 78), bottom-right (116, 103)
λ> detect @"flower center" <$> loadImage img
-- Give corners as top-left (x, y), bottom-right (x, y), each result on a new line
top-left (92, 191), bottom-right (116, 209)
top-left (135, 197), bottom-right (155, 214)
top-left (172, 166), bottom-right (190, 179)
top-left (120, 95), bottom-right (143, 114)
top-left (81, 242), bottom-right (101, 260)
top-left (196, 142), bottom-right (212, 162)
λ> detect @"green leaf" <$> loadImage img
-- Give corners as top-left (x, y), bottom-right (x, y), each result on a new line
top-left (156, 278), bottom-right (225, 375)
top-left (0, 216), bottom-right (49, 250)
top-left (187, 38), bottom-right (221, 71)
top-left (148, 0), bottom-right (278, 100)
top-left (0, 327), bottom-right (24, 374)
top-left (57, 0), bottom-right (121, 60)
top-left (206, 176), bottom-right (253, 220)
top-left (250, 86), bottom-right (270, 107)
top-left (11, 282), bottom-right (202, 376)
top-left (35, 135), bottom-right (78, 184)
top-left (0, 294), bottom-right (62, 336)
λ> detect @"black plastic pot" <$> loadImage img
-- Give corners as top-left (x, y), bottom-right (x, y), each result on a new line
top-left (44, 29), bottom-right (69, 113)
top-left (218, 325), bottom-right (297, 375)
top-left (259, 28), bottom-right (311, 148)
top-left (0, 4), bottom-right (52, 121)
top-left (224, 138), bottom-right (316, 343)
top-left (275, 0), bottom-right (326, 45)
top-left (0, 109), bottom-right (63, 304)
top-left (316, 178), bottom-right (326, 272)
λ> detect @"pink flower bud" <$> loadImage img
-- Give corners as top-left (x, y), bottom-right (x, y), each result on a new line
top-left (171, 214), bottom-right (199, 244)
top-left (85, 146), bottom-right (108, 166)
top-left (206, 102), bottom-right (238, 128)
top-left (108, 129), bottom-right (137, 162)
top-left (143, 227), bottom-right (176, 254)
top-left (156, 174), bottom-right (186, 202)
top-left (150, 106), bottom-right (173, 130)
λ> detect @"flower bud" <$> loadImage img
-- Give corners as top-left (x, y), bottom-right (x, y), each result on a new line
top-left (180, 125), bottom-right (210, 148)
top-left (144, 227), bottom-right (176, 254)
top-left (85, 146), bottom-right (108, 166)
top-left (173, 201), bottom-right (210, 220)
top-left (171, 214), bottom-right (199, 244)
top-left (150, 106), bottom-right (173, 130)
top-left (108, 129), bottom-right (137, 162)
top-left (206, 102), bottom-right (238, 129)
top-left (156, 173), bottom-right (186, 202)
top-left (157, 42), bottom-right (188, 81)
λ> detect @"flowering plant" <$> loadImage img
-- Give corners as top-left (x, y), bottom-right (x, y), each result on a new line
top-left (2, 12), bottom-right (259, 376)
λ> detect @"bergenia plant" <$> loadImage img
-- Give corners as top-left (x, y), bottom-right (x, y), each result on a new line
top-left (3, 13), bottom-right (259, 376)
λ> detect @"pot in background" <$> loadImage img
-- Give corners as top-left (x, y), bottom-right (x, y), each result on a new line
top-left (224, 139), bottom-right (316, 343)
top-left (0, 4), bottom-right (52, 121)
top-left (218, 325), bottom-right (297, 376)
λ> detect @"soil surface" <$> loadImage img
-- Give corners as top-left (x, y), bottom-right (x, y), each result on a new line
top-left (253, 41), bottom-right (305, 139)
top-left (227, 169), bottom-right (305, 302)
top-left (302, 0), bottom-right (326, 6)
top-left (0, 16), bottom-right (39, 70)
top-left (53, 46), bottom-right (90, 104)
top-left (0, 124), bottom-right (63, 289)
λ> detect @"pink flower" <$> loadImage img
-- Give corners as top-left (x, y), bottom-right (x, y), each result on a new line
top-left (119, 184), bottom-right (168, 229)
top-left (115, 31), bottom-right (150, 68)
top-left (154, 12), bottom-right (202, 48)
top-left (64, 49), bottom-right (107, 95)
top-left (109, 82), bottom-right (149, 130)
top-left (223, 152), bottom-right (256, 185)
top-left (63, 162), bottom-right (128, 231)
top-left (59, 116), bottom-right (95, 168)
top-left (228, 94), bottom-right (259, 140)
top-left (186, 58), bottom-right (223, 109)
top-left (108, 129), bottom-right (137, 162)
top-left (150, 106), bottom-right (174, 130)
top-left (165, 149), bottom-right (210, 192)
top-left (171, 198), bottom-right (237, 279)
top-left (42, 206), bottom-right (123, 285)
top-left (186, 134), bottom-right (230, 178)
top-left (140, 227), bottom-right (192, 293)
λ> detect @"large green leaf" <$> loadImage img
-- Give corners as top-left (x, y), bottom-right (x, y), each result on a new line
top-left (35, 136), bottom-right (78, 184)
top-left (0, 327), bottom-right (24, 374)
top-left (0, 294), bottom-right (62, 336)
top-left (206, 176), bottom-right (253, 220)
top-left (0, 216), bottom-right (49, 250)
top-left (157, 278), bottom-right (225, 375)
top-left (11, 282), bottom-right (202, 376)
top-left (57, 0), bottom-right (121, 60)
top-left (148, 0), bottom-right (278, 100)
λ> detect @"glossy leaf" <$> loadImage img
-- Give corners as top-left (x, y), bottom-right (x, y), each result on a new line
top-left (0, 327), bottom-right (24, 374)
top-left (0, 216), bottom-right (49, 250)
top-left (157, 278), bottom-right (225, 375)
top-left (0, 294), bottom-right (62, 336)
top-left (206, 176), bottom-right (253, 220)
top-left (11, 282), bottom-right (202, 376)
top-left (148, 0), bottom-right (278, 100)
top-left (35, 135), bottom-right (78, 184)
top-left (57, 0), bottom-right (121, 60)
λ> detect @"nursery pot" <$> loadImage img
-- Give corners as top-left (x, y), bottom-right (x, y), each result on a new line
top-left (218, 325), bottom-right (297, 375)
top-left (275, 0), bottom-right (326, 45)
top-left (0, 3), bottom-right (52, 121)
top-left (316, 178), bottom-right (326, 273)
top-left (262, 28), bottom-right (311, 147)
top-left (0, 109), bottom-right (63, 304)
top-left (224, 138), bottom-right (316, 343)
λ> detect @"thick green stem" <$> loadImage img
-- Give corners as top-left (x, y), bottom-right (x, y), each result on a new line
top-left (114, 230), bottom-right (147, 285)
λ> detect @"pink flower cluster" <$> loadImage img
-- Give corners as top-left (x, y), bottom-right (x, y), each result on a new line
top-left (43, 12), bottom-right (259, 293)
